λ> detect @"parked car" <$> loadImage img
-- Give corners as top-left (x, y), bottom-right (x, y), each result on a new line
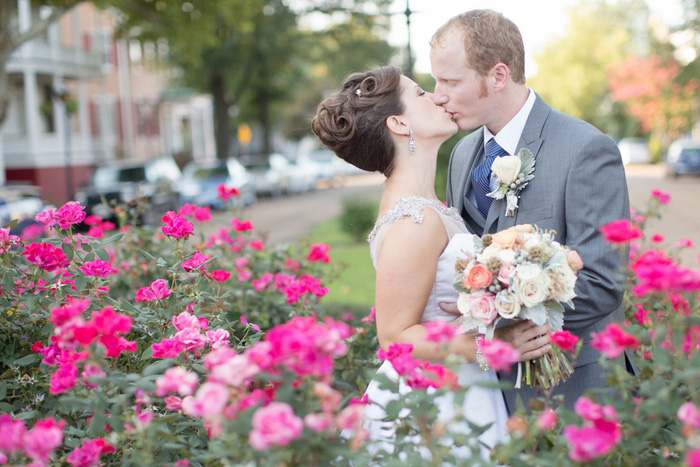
top-left (178, 159), bottom-right (256, 208)
top-left (287, 158), bottom-right (318, 194)
top-left (73, 157), bottom-right (182, 225)
top-left (241, 154), bottom-right (292, 197)
top-left (618, 137), bottom-right (651, 165)
top-left (666, 139), bottom-right (700, 178)
top-left (0, 184), bottom-right (50, 237)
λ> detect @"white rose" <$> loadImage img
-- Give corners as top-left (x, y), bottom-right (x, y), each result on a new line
top-left (545, 263), bottom-right (577, 302)
top-left (457, 292), bottom-right (472, 316)
top-left (495, 292), bottom-right (521, 319)
top-left (491, 155), bottom-right (522, 185)
top-left (496, 248), bottom-right (516, 264)
top-left (516, 274), bottom-right (551, 308)
top-left (476, 245), bottom-right (500, 264)
top-left (515, 263), bottom-right (542, 281)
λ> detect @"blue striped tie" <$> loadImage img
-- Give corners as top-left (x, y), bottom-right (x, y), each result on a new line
top-left (472, 139), bottom-right (508, 218)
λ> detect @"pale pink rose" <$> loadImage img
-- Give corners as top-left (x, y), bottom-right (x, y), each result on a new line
top-left (136, 410), bottom-right (154, 427)
top-left (235, 257), bottom-right (249, 268)
top-left (336, 403), bottom-right (365, 431)
top-left (173, 311), bottom-right (199, 331)
top-left (313, 382), bottom-right (342, 413)
top-left (155, 367), bottom-right (199, 397)
top-left (202, 346), bottom-right (238, 371)
top-left (35, 207), bottom-right (58, 227)
top-left (209, 354), bottom-right (259, 387)
top-left (480, 339), bottom-right (520, 373)
top-left (567, 250), bottom-right (584, 271)
top-left (150, 279), bottom-right (172, 300)
top-left (182, 382), bottom-right (229, 418)
top-left (0, 227), bottom-right (19, 255)
top-left (164, 396), bottom-right (183, 411)
top-left (175, 327), bottom-right (207, 352)
top-left (677, 402), bottom-right (700, 429)
top-left (249, 402), bottom-right (303, 450)
top-left (467, 291), bottom-right (498, 326)
top-left (574, 397), bottom-right (605, 421)
top-left (80, 363), bottom-right (106, 389)
top-left (590, 323), bottom-right (640, 358)
top-left (536, 409), bottom-right (558, 431)
top-left (304, 413), bottom-right (333, 432)
top-left (206, 329), bottom-right (230, 350)
top-left (423, 321), bottom-right (459, 344)
top-left (497, 263), bottom-right (516, 284)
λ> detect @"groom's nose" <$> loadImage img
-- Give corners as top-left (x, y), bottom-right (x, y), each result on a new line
top-left (430, 90), bottom-right (448, 106)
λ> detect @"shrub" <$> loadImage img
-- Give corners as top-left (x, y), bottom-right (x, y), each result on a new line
top-left (339, 197), bottom-right (377, 243)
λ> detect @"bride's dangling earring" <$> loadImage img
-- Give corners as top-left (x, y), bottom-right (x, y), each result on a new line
top-left (408, 129), bottom-right (416, 155)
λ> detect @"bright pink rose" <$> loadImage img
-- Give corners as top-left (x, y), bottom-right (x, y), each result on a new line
top-left (249, 240), bottom-right (264, 250)
top-left (49, 298), bottom-right (90, 327)
top-left (0, 227), bottom-right (19, 255)
top-left (211, 270), bottom-right (231, 282)
top-left (481, 339), bottom-right (520, 373)
top-left (252, 272), bottom-right (274, 291)
top-left (164, 396), bottom-right (183, 411)
top-left (162, 216), bottom-right (194, 239)
top-left (599, 219), bottom-right (643, 244)
top-left (249, 402), bottom-right (304, 450)
top-left (467, 291), bottom-right (498, 326)
top-left (22, 417), bottom-right (66, 463)
top-left (35, 207), bottom-right (58, 227)
top-left (307, 243), bottom-right (331, 263)
top-left (66, 438), bottom-right (115, 467)
top-left (155, 367), bottom-right (199, 397)
top-left (550, 330), bottom-right (579, 352)
top-left (56, 201), bottom-right (86, 229)
top-left (651, 190), bottom-right (671, 205)
top-left (178, 204), bottom-right (197, 217)
top-left (423, 321), bottom-right (459, 344)
top-left (217, 184), bottom-right (239, 200)
top-left (193, 206), bottom-right (211, 222)
top-left (151, 279), bottom-right (172, 300)
top-left (563, 424), bottom-right (618, 462)
top-left (80, 259), bottom-right (116, 278)
top-left (304, 413), bottom-right (333, 432)
top-left (651, 234), bottom-right (664, 243)
top-left (240, 315), bottom-right (261, 332)
top-left (181, 382), bottom-right (229, 418)
top-left (80, 363), bottom-right (106, 389)
top-left (22, 242), bottom-right (70, 271)
top-left (231, 218), bottom-right (254, 232)
top-left (687, 448), bottom-right (700, 467)
top-left (181, 252), bottom-right (210, 272)
top-left (50, 363), bottom-right (78, 394)
top-left (361, 307), bottom-right (377, 323)
top-left (377, 342), bottom-right (417, 375)
top-left (0, 415), bottom-right (26, 453)
top-left (590, 323), bottom-right (640, 358)
top-left (90, 306), bottom-right (131, 336)
top-left (151, 337), bottom-right (185, 358)
top-left (536, 409), bottom-right (558, 431)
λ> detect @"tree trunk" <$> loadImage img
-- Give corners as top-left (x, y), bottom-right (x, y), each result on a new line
top-left (260, 97), bottom-right (271, 155)
top-left (0, 53), bottom-right (10, 128)
top-left (210, 72), bottom-right (230, 160)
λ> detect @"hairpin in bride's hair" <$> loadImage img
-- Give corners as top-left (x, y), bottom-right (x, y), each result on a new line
top-left (355, 89), bottom-right (362, 97)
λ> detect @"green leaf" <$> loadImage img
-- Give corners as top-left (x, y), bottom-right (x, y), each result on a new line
top-left (103, 233), bottom-right (124, 244)
top-left (0, 382), bottom-right (6, 400)
top-left (139, 249), bottom-right (156, 260)
top-left (82, 242), bottom-right (92, 252)
top-left (96, 248), bottom-right (110, 261)
top-left (142, 359), bottom-right (176, 376)
top-left (13, 354), bottom-right (41, 366)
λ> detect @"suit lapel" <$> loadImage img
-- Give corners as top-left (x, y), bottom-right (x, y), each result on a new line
top-left (457, 132), bottom-right (486, 230)
top-left (483, 94), bottom-right (551, 234)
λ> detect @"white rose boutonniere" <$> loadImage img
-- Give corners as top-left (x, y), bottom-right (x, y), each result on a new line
top-left (488, 148), bottom-right (536, 217)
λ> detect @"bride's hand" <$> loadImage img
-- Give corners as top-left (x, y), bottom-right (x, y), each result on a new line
top-left (439, 301), bottom-right (460, 315)
top-left (494, 320), bottom-right (551, 362)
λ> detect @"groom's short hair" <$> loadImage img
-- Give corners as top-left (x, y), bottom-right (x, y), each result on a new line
top-left (431, 9), bottom-right (525, 85)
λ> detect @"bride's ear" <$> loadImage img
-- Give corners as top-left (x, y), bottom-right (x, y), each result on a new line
top-left (385, 115), bottom-right (409, 137)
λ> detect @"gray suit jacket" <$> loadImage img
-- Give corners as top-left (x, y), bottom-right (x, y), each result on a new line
top-left (446, 94), bottom-right (631, 412)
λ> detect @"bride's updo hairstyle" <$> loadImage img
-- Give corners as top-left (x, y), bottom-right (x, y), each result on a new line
top-left (312, 66), bottom-right (404, 177)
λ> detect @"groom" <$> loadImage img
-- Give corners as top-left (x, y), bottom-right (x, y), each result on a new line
top-left (430, 10), bottom-right (631, 412)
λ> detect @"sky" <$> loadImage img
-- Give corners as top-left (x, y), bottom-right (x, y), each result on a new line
top-left (388, 0), bottom-right (685, 77)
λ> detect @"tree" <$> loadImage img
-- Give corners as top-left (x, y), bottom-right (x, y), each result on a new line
top-left (528, 0), bottom-right (648, 135)
top-left (608, 55), bottom-right (699, 151)
top-left (0, 0), bottom-right (87, 129)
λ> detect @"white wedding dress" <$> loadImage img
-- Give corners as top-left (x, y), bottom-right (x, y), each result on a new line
top-left (363, 195), bottom-right (508, 461)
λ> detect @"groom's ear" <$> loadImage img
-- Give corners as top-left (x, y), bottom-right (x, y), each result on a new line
top-left (491, 63), bottom-right (510, 92)
top-left (385, 115), bottom-right (409, 137)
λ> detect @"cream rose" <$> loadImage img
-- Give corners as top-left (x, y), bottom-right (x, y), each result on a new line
top-left (545, 263), bottom-right (577, 302)
top-left (495, 292), bottom-right (521, 319)
top-left (515, 263), bottom-right (542, 281)
top-left (491, 155), bottom-right (522, 185)
top-left (516, 274), bottom-right (551, 308)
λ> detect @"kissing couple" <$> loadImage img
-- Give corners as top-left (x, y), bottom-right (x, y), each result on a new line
top-left (312, 8), bottom-right (630, 459)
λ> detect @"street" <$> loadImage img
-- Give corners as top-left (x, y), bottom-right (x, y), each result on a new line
top-left (205, 166), bottom-right (700, 266)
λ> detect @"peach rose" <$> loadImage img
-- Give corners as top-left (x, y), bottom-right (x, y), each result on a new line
top-left (512, 224), bottom-right (534, 233)
top-left (492, 229), bottom-right (520, 249)
top-left (462, 264), bottom-right (493, 290)
top-left (567, 250), bottom-right (584, 272)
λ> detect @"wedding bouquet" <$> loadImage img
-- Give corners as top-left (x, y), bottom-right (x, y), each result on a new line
top-left (454, 224), bottom-right (583, 388)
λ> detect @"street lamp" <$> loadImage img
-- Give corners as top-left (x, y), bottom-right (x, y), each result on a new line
top-left (404, 0), bottom-right (414, 80)
top-left (53, 84), bottom-right (73, 201)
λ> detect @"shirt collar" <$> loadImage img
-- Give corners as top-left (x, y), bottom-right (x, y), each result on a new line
top-left (483, 89), bottom-right (536, 155)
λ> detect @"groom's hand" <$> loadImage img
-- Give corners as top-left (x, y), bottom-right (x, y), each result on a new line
top-left (439, 302), bottom-right (460, 315)
top-left (494, 320), bottom-right (551, 362)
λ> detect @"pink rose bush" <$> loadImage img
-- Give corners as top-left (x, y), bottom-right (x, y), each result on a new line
top-left (1, 191), bottom-right (700, 465)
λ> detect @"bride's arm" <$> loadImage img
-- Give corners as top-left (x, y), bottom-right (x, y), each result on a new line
top-left (375, 208), bottom-right (480, 363)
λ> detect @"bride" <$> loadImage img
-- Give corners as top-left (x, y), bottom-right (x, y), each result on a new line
top-left (311, 66), bottom-right (551, 457)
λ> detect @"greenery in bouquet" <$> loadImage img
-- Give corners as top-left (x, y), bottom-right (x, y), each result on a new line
top-left (453, 223), bottom-right (582, 388)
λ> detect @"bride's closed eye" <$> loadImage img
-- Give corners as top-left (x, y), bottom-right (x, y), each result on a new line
top-left (418, 90), bottom-right (426, 97)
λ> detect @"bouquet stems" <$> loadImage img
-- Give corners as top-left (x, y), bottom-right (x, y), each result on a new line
top-left (524, 348), bottom-right (574, 389)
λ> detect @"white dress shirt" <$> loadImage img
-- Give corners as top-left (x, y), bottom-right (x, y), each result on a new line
top-left (468, 89), bottom-right (537, 207)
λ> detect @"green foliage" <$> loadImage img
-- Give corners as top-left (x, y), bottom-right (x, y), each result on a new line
top-left (339, 197), bottom-right (378, 243)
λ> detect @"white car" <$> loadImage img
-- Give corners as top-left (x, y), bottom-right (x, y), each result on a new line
top-left (618, 138), bottom-right (651, 165)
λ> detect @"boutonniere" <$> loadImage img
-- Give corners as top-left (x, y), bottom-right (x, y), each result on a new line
top-left (487, 148), bottom-right (535, 217)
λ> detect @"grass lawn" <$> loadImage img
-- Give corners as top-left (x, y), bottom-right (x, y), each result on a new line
top-left (306, 216), bottom-right (376, 309)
